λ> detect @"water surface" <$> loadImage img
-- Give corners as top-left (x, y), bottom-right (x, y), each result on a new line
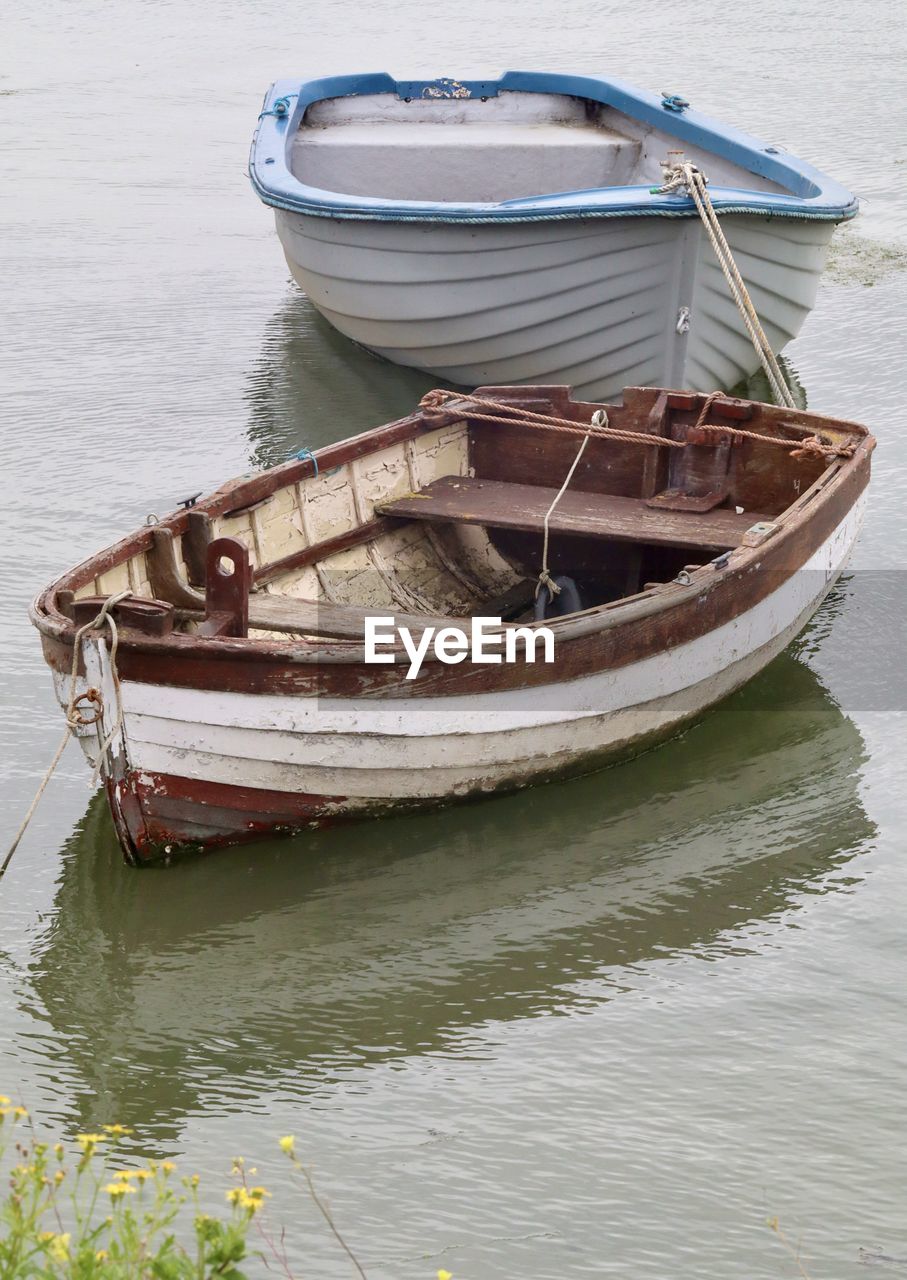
top-left (2, 2), bottom-right (906, 1276)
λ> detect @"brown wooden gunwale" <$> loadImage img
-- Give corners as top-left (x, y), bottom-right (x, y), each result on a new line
top-left (33, 454), bottom-right (871, 701)
top-left (30, 391), bottom-right (873, 700)
top-left (38, 385), bottom-right (848, 602)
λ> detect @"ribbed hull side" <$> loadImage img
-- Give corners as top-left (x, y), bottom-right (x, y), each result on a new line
top-left (275, 210), bottom-right (836, 398)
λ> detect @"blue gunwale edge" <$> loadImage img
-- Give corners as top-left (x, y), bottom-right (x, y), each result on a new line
top-left (248, 70), bottom-right (858, 224)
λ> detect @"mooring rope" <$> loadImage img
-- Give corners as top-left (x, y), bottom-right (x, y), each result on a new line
top-left (421, 389), bottom-right (685, 449)
top-left (419, 391), bottom-right (852, 463)
top-left (651, 162), bottom-right (798, 409)
top-left (1, 591), bottom-right (131, 879)
top-left (536, 410), bottom-right (608, 601)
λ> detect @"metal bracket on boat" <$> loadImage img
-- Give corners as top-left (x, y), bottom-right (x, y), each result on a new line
top-left (178, 492), bottom-right (202, 510)
top-left (199, 537), bottom-right (251, 638)
top-left (71, 595), bottom-right (175, 638)
top-left (741, 521), bottom-right (780, 548)
top-left (660, 93), bottom-right (690, 113)
top-left (710, 550), bottom-right (733, 571)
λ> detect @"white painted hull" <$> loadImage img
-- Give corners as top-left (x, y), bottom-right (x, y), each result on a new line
top-left (115, 493), bottom-right (863, 813)
top-left (276, 210), bottom-right (836, 399)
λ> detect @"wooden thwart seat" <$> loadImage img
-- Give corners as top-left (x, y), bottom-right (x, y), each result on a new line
top-left (377, 476), bottom-right (769, 552)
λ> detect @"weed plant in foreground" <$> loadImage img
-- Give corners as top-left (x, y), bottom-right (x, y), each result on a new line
top-left (0, 1098), bottom-right (453, 1279)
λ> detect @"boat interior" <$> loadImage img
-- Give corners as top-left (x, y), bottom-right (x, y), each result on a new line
top-left (289, 92), bottom-right (791, 204)
top-left (52, 387), bottom-right (865, 647)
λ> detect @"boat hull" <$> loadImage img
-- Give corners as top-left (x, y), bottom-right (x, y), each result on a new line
top-left (93, 490), bottom-right (863, 861)
top-left (276, 209), bottom-right (836, 399)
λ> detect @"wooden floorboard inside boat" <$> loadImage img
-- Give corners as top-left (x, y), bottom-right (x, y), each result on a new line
top-left (379, 477), bottom-right (768, 551)
top-left (248, 595), bottom-right (458, 639)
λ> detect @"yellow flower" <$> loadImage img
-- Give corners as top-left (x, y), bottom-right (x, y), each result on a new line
top-left (105, 1182), bottom-right (137, 1199)
top-left (111, 1167), bottom-right (153, 1186)
top-left (0, 1095), bottom-right (10, 1105)
top-left (76, 1133), bottom-right (107, 1152)
top-left (438, 1271), bottom-right (453, 1280)
top-left (39, 1232), bottom-right (55, 1243)
top-left (226, 1186), bottom-right (266, 1214)
top-left (54, 1143), bottom-right (64, 1160)
top-left (48, 1234), bottom-right (71, 1263)
top-left (160, 1160), bottom-right (176, 1175)
top-left (95, 1251), bottom-right (108, 1262)
top-left (54, 1170), bottom-right (65, 1185)
top-left (0, 1107), bottom-right (10, 1119)
top-left (278, 1135), bottom-right (295, 1155)
top-left (102, 1123), bottom-right (133, 1137)
top-left (13, 1107), bottom-right (27, 1119)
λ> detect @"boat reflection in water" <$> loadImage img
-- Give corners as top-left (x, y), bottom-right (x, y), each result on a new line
top-left (27, 650), bottom-right (873, 1146)
top-left (244, 289), bottom-right (435, 471)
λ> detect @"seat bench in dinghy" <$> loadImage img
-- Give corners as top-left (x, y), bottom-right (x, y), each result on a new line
top-left (30, 385), bottom-right (874, 862)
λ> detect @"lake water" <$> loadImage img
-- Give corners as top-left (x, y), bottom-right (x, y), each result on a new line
top-left (2, 1), bottom-right (906, 1276)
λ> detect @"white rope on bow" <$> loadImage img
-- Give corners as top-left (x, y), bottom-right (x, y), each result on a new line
top-left (653, 162), bottom-right (798, 410)
top-left (1, 590), bottom-right (131, 878)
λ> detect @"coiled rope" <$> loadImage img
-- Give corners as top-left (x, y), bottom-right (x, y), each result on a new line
top-left (2, 591), bottom-right (130, 878)
top-left (651, 162), bottom-right (797, 409)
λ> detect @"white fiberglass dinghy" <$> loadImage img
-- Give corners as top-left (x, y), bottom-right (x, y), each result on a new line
top-left (250, 71), bottom-right (857, 398)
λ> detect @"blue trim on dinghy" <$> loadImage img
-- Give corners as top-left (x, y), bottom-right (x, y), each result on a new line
top-left (249, 71), bottom-right (857, 224)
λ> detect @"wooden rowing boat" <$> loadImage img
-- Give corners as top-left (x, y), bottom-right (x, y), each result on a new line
top-left (30, 385), bottom-right (874, 863)
top-left (250, 71), bottom-right (858, 398)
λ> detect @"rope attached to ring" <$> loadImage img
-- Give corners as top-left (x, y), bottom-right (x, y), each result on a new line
top-left (1, 590), bottom-right (131, 879)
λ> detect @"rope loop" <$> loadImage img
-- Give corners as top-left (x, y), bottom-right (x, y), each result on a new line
top-left (2, 589), bottom-right (131, 878)
top-left (259, 93), bottom-right (297, 121)
top-left (791, 435), bottom-right (856, 464)
top-left (64, 590), bottom-right (132, 786)
top-left (536, 568), bottom-right (561, 600)
top-left (294, 446), bottom-right (320, 476)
